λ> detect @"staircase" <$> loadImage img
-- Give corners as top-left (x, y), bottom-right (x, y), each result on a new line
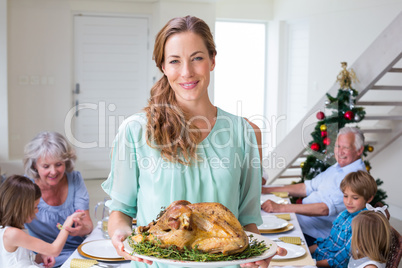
top-left (264, 11), bottom-right (402, 185)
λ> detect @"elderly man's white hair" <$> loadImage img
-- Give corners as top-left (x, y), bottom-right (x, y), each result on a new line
top-left (337, 127), bottom-right (365, 151)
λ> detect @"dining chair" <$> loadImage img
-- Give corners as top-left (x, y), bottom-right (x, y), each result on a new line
top-left (386, 226), bottom-right (402, 268)
top-left (374, 202), bottom-right (401, 268)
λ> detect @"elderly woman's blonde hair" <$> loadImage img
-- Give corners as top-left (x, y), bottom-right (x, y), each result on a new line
top-left (23, 131), bottom-right (76, 179)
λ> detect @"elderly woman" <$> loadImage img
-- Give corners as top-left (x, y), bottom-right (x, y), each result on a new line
top-left (23, 131), bottom-right (93, 266)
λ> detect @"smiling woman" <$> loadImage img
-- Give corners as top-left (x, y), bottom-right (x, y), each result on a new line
top-left (100, 15), bottom-right (285, 268)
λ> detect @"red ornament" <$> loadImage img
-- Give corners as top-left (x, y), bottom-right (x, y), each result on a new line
top-left (323, 137), bottom-right (331, 145)
top-left (311, 143), bottom-right (320, 151)
top-left (316, 111), bottom-right (325, 120)
top-left (344, 111), bottom-right (354, 120)
top-left (321, 131), bottom-right (327, 137)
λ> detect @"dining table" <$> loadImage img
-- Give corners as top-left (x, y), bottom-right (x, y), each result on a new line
top-left (61, 194), bottom-right (316, 268)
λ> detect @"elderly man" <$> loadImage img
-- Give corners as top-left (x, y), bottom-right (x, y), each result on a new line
top-left (261, 127), bottom-right (366, 245)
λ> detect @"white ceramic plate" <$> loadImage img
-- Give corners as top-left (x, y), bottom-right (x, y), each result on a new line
top-left (80, 239), bottom-right (121, 259)
top-left (272, 242), bottom-right (306, 260)
top-left (260, 194), bottom-right (288, 205)
top-left (258, 218), bottom-right (288, 231)
top-left (123, 231), bottom-right (277, 267)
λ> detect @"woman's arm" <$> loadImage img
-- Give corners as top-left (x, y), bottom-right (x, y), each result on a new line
top-left (244, 223), bottom-right (260, 234)
top-left (108, 210), bottom-right (153, 265)
top-left (241, 223), bottom-right (287, 268)
top-left (244, 119), bottom-right (262, 163)
top-left (66, 171), bottom-right (94, 236)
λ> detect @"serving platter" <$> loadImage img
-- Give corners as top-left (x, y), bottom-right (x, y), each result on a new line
top-left (123, 232), bottom-right (277, 267)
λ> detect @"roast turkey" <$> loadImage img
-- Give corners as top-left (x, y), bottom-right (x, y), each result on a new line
top-left (131, 200), bottom-right (249, 255)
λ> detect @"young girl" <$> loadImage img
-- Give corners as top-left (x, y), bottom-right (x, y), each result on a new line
top-left (348, 210), bottom-right (392, 268)
top-left (0, 175), bottom-right (85, 268)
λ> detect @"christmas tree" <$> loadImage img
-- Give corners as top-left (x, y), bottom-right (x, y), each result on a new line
top-left (300, 62), bottom-right (387, 206)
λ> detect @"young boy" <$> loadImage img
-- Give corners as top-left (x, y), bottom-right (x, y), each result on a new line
top-left (309, 170), bottom-right (377, 268)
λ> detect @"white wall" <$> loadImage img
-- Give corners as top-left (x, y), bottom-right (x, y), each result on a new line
top-left (216, 0), bottom-right (273, 21)
top-left (8, 0), bottom-right (72, 161)
top-left (370, 134), bottom-right (402, 220)
top-left (0, 0), bottom-right (8, 162)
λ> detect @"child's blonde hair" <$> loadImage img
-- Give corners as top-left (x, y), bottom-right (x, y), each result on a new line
top-left (351, 210), bottom-right (392, 263)
top-left (340, 170), bottom-right (377, 201)
top-left (0, 175), bottom-right (42, 229)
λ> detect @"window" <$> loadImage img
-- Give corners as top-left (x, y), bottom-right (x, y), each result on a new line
top-left (214, 21), bottom-right (266, 128)
top-left (285, 20), bottom-right (309, 132)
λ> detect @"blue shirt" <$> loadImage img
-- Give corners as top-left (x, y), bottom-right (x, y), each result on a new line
top-left (102, 108), bottom-right (263, 268)
top-left (297, 159), bottom-right (365, 239)
top-left (312, 208), bottom-right (366, 268)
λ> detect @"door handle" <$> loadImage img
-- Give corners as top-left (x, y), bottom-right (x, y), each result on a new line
top-left (75, 100), bottom-right (79, 117)
top-left (74, 83), bottom-right (80, 94)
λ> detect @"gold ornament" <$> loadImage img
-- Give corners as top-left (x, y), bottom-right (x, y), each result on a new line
top-left (320, 124), bottom-right (327, 132)
top-left (368, 145), bottom-right (374, 152)
top-left (336, 62), bottom-right (359, 89)
top-left (366, 165), bottom-right (371, 172)
top-left (300, 162), bottom-right (305, 168)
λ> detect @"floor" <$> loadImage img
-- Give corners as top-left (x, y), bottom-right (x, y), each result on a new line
top-left (84, 179), bottom-right (402, 235)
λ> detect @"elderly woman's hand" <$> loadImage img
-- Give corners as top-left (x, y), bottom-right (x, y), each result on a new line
top-left (240, 246), bottom-right (287, 268)
top-left (63, 210), bottom-right (93, 236)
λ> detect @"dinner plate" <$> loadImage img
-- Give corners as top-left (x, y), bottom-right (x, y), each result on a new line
top-left (259, 223), bottom-right (294, 234)
top-left (272, 242), bottom-right (306, 260)
top-left (123, 231), bottom-right (277, 267)
top-left (260, 194), bottom-right (288, 205)
top-left (258, 218), bottom-right (288, 231)
top-left (78, 239), bottom-right (125, 261)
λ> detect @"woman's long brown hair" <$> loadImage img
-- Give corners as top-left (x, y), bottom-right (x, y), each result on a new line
top-left (144, 16), bottom-right (217, 165)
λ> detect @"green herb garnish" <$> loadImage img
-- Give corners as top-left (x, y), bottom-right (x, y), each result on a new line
top-left (127, 234), bottom-right (270, 262)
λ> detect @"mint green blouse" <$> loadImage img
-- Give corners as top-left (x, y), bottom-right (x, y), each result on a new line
top-left (102, 107), bottom-right (263, 268)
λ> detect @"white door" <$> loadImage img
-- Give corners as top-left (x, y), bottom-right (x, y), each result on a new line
top-left (68, 15), bottom-right (149, 179)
